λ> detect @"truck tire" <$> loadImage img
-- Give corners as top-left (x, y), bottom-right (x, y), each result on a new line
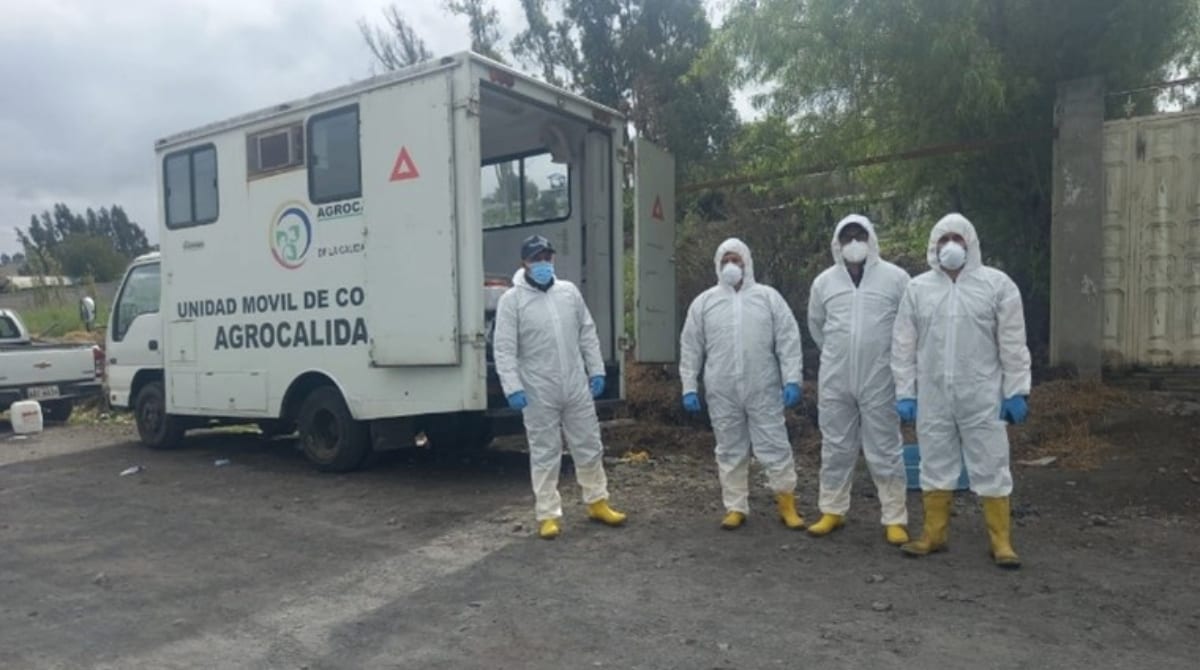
top-left (41, 399), bottom-right (74, 423)
top-left (297, 386), bottom-right (370, 472)
top-left (135, 381), bottom-right (186, 449)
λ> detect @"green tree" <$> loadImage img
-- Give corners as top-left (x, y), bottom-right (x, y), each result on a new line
top-left (445, 0), bottom-right (505, 61)
top-left (718, 0), bottom-right (1200, 360)
top-left (358, 6), bottom-right (433, 72)
top-left (17, 203), bottom-right (152, 281)
top-left (54, 235), bottom-right (128, 282)
top-left (512, 0), bottom-right (739, 173)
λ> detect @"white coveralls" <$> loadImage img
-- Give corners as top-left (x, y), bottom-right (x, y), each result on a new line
top-left (891, 214), bottom-right (1032, 496)
top-left (807, 215), bottom-right (910, 525)
top-left (679, 239), bottom-right (804, 513)
top-left (493, 270), bottom-right (609, 520)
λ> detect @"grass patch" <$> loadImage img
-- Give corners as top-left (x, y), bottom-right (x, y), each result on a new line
top-left (1010, 380), bottom-right (1130, 470)
top-left (14, 301), bottom-right (109, 341)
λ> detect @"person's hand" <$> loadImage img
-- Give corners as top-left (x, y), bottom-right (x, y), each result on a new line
top-left (782, 382), bottom-right (802, 408)
top-left (589, 376), bottom-right (605, 398)
top-left (895, 398), bottom-right (917, 423)
top-left (507, 391), bottom-right (528, 411)
top-left (1001, 395), bottom-right (1028, 424)
top-left (682, 392), bottom-right (702, 414)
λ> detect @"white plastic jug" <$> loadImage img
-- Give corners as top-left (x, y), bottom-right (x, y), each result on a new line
top-left (11, 400), bottom-right (44, 434)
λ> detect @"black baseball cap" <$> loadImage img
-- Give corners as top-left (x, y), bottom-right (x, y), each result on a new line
top-left (521, 234), bottom-right (555, 260)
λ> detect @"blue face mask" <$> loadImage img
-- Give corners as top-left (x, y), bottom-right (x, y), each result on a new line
top-left (529, 261), bottom-right (555, 285)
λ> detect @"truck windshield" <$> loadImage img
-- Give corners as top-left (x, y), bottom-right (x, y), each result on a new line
top-left (113, 263), bottom-right (161, 341)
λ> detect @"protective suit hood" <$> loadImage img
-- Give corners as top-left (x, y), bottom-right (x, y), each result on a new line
top-left (927, 213), bottom-right (983, 273)
top-left (831, 214), bottom-right (881, 267)
top-left (714, 238), bottom-right (756, 287)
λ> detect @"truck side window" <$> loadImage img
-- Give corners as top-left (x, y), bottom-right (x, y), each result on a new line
top-left (481, 151), bottom-right (570, 229)
top-left (112, 263), bottom-right (161, 342)
top-left (307, 105), bottom-right (361, 204)
top-left (0, 316), bottom-right (19, 339)
top-left (164, 144), bottom-right (219, 229)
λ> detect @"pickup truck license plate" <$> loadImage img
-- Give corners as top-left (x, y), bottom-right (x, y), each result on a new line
top-left (26, 385), bottom-right (61, 400)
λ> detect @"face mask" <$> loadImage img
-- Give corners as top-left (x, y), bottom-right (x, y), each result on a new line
top-left (841, 240), bottom-right (868, 264)
top-left (938, 241), bottom-right (967, 271)
top-left (720, 262), bottom-right (743, 287)
top-left (529, 261), bottom-right (555, 285)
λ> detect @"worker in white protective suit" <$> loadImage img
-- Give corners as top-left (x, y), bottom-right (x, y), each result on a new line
top-left (807, 214), bottom-right (911, 545)
top-left (494, 234), bottom-right (627, 540)
top-left (891, 213), bottom-right (1031, 569)
top-left (679, 238), bottom-right (806, 531)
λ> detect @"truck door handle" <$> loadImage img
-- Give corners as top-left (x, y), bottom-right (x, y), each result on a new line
top-left (149, 340), bottom-right (159, 351)
top-left (109, 358), bottom-right (118, 364)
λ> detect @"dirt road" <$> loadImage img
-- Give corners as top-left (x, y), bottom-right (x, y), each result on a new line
top-left (1, 411), bottom-right (1198, 669)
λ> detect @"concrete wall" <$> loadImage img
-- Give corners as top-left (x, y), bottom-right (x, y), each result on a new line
top-left (1050, 77), bottom-right (1105, 380)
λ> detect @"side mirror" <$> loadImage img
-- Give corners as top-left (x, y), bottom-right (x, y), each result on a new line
top-left (79, 296), bottom-right (97, 332)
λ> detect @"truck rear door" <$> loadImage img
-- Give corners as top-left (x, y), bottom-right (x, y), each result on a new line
top-left (633, 138), bottom-right (677, 363)
top-left (360, 70), bottom-right (460, 366)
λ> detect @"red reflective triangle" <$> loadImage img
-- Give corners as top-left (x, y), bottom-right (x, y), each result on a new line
top-left (651, 195), bottom-right (664, 221)
top-left (390, 147), bottom-right (420, 181)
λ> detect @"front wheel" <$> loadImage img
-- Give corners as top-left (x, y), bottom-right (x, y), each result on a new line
top-left (135, 381), bottom-right (186, 449)
top-left (297, 386), bottom-right (370, 472)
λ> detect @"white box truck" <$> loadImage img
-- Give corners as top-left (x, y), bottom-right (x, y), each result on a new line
top-left (104, 53), bottom-right (678, 471)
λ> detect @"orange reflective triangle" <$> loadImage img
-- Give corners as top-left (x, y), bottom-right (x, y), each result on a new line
top-left (390, 147), bottom-right (420, 181)
top-left (651, 195), bottom-right (664, 221)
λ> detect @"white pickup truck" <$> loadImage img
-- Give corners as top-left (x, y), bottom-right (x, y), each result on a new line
top-left (0, 308), bottom-right (104, 421)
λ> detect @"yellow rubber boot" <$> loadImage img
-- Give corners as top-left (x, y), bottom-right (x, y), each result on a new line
top-left (776, 493), bottom-right (806, 530)
top-left (587, 499), bottom-right (627, 527)
top-left (721, 511), bottom-right (746, 530)
top-left (885, 525), bottom-right (910, 546)
top-left (807, 514), bottom-right (845, 537)
top-left (901, 490), bottom-right (952, 556)
top-left (539, 518), bottom-right (561, 540)
top-left (982, 496), bottom-right (1021, 569)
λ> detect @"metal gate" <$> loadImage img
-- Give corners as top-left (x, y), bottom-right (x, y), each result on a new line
top-left (1101, 108), bottom-right (1200, 367)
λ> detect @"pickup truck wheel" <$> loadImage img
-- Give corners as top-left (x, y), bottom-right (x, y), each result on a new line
top-left (41, 399), bottom-right (74, 423)
top-left (135, 381), bottom-right (185, 449)
top-left (297, 386), bottom-right (369, 472)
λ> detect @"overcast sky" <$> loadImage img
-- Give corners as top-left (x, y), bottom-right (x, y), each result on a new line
top-left (0, 0), bottom-right (749, 257)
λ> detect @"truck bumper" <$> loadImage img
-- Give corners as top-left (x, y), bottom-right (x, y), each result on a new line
top-left (0, 381), bottom-right (104, 408)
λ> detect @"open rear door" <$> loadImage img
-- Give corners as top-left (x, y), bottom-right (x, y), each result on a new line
top-left (360, 70), bottom-right (460, 366)
top-left (633, 138), bottom-right (676, 363)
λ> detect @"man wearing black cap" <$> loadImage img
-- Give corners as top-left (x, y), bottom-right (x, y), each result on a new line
top-left (493, 234), bottom-right (628, 539)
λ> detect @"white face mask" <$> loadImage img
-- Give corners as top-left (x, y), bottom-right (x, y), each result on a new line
top-left (841, 240), bottom-right (868, 264)
top-left (938, 241), bottom-right (967, 271)
top-left (720, 262), bottom-right (743, 287)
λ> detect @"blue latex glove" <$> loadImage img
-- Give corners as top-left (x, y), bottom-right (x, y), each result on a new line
top-left (590, 375), bottom-right (605, 398)
top-left (507, 391), bottom-right (528, 411)
top-left (895, 398), bottom-right (917, 423)
top-left (1001, 395), bottom-right (1029, 424)
top-left (782, 382), bottom-right (802, 408)
top-left (682, 392), bottom-right (702, 414)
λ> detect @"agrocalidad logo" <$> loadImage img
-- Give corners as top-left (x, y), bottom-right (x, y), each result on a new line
top-left (269, 201), bottom-right (313, 269)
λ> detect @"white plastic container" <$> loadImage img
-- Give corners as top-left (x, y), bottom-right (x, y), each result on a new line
top-left (10, 400), bottom-right (44, 434)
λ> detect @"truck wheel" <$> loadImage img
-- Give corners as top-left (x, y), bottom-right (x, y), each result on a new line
top-left (41, 399), bottom-right (74, 423)
top-left (135, 381), bottom-right (186, 449)
top-left (297, 386), bottom-right (370, 472)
